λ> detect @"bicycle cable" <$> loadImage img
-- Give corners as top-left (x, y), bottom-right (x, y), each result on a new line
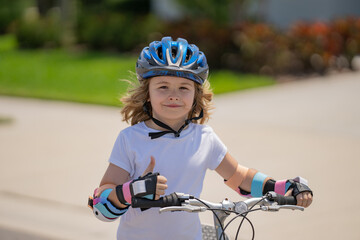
top-left (234, 196), bottom-right (266, 240)
top-left (227, 208), bottom-right (261, 240)
top-left (206, 207), bottom-right (259, 240)
top-left (195, 196), bottom-right (267, 240)
top-left (194, 197), bottom-right (227, 240)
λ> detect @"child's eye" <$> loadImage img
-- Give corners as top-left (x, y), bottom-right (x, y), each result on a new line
top-left (159, 86), bottom-right (168, 89)
top-left (180, 87), bottom-right (189, 90)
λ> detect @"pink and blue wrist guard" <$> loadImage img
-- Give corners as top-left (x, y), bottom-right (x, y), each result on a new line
top-left (234, 172), bottom-right (271, 198)
top-left (236, 173), bottom-right (312, 198)
top-left (88, 188), bottom-right (129, 222)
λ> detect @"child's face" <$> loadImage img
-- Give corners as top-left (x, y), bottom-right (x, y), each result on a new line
top-left (148, 76), bottom-right (195, 124)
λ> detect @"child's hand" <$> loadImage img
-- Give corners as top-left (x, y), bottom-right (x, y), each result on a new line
top-left (94, 183), bottom-right (116, 198)
top-left (285, 188), bottom-right (313, 208)
top-left (141, 156), bottom-right (168, 200)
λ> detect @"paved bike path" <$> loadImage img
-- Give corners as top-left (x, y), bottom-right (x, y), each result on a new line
top-left (0, 71), bottom-right (359, 239)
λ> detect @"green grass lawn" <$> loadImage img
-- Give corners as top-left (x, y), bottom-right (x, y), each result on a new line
top-left (0, 35), bottom-right (275, 106)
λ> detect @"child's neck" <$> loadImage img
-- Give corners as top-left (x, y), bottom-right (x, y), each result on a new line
top-left (145, 118), bottom-right (187, 132)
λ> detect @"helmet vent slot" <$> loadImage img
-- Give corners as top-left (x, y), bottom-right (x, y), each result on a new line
top-left (185, 49), bottom-right (192, 63)
top-left (157, 46), bottom-right (163, 60)
top-left (171, 47), bottom-right (177, 58)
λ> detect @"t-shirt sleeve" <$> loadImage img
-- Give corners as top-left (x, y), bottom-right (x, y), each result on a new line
top-left (108, 131), bottom-right (134, 175)
top-left (207, 128), bottom-right (228, 170)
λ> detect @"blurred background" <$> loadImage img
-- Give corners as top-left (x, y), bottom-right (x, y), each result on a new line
top-left (1, 1), bottom-right (360, 239)
top-left (0, 0), bottom-right (360, 105)
top-left (2, 0), bottom-right (360, 72)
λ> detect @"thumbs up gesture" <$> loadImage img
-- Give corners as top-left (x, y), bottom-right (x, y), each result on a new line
top-left (141, 156), bottom-right (156, 177)
top-left (141, 156), bottom-right (168, 200)
top-left (114, 156), bottom-right (168, 205)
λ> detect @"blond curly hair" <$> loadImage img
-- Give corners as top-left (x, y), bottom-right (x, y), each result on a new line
top-left (120, 77), bottom-right (214, 126)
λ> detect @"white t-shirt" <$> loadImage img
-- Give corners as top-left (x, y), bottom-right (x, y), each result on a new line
top-left (109, 122), bottom-right (227, 240)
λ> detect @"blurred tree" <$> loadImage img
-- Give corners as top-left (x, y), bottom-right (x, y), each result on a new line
top-left (59, 0), bottom-right (77, 47)
top-left (35, 0), bottom-right (77, 47)
top-left (79, 0), bottom-right (150, 14)
top-left (0, 0), bottom-right (27, 34)
top-left (36, 0), bottom-right (57, 16)
top-left (77, 0), bottom-right (157, 51)
top-left (177, 0), bottom-right (232, 25)
top-left (176, 0), bottom-right (254, 25)
top-left (14, 0), bottom-right (76, 48)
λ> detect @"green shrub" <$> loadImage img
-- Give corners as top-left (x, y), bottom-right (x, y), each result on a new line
top-left (14, 8), bottom-right (61, 49)
top-left (0, 0), bottom-right (26, 34)
top-left (77, 13), bottom-right (161, 52)
top-left (289, 17), bottom-right (360, 72)
top-left (163, 17), bottom-right (360, 75)
top-left (232, 23), bottom-right (290, 74)
top-left (76, 0), bottom-right (159, 52)
top-left (162, 18), bottom-right (234, 69)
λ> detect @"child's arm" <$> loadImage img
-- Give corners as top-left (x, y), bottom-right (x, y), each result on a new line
top-left (97, 163), bottom-right (131, 209)
top-left (215, 152), bottom-right (313, 208)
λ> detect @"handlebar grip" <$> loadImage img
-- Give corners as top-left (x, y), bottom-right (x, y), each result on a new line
top-left (275, 195), bottom-right (297, 205)
top-left (132, 192), bottom-right (182, 209)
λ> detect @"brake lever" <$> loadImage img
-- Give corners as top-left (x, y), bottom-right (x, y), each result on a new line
top-left (280, 205), bottom-right (304, 211)
top-left (261, 205), bottom-right (304, 212)
top-left (159, 205), bottom-right (207, 213)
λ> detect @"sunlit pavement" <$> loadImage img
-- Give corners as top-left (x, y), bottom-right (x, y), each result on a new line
top-left (0, 71), bottom-right (359, 240)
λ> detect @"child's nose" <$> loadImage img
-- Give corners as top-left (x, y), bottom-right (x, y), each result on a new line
top-left (169, 96), bottom-right (179, 101)
top-left (169, 90), bottom-right (180, 101)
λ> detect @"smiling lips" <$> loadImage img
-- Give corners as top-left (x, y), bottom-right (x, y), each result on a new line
top-left (164, 104), bottom-right (182, 108)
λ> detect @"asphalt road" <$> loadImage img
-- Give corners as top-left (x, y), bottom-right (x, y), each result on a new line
top-left (0, 71), bottom-right (359, 240)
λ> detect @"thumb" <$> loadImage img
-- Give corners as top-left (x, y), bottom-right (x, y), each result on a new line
top-left (142, 156), bottom-right (156, 177)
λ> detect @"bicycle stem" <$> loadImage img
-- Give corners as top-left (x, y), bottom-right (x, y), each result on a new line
top-left (213, 209), bottom-right (230, 240)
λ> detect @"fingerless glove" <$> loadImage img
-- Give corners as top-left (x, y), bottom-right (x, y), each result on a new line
top-left (115, 172), bottom-right (159, 205)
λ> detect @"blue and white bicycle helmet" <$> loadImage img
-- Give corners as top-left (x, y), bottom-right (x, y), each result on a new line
top-left (136, 36), bottom-right (209, 85)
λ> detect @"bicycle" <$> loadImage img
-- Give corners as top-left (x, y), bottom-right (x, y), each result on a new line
top-left (131, 191), bottom-right (304, 240)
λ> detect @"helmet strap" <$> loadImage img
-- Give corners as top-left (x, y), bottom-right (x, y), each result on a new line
top-left (143, 102), bottom-right (203, 139)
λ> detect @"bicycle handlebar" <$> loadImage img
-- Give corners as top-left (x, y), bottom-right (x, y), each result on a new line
top-left (266, 191), bottom-right (297, 205)
top-left (132, 192), bottom-right (185, 208)
top-left (132, 192), bottom-right (302, 240)
top-left (132, 191), bottom-right (298, 210)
